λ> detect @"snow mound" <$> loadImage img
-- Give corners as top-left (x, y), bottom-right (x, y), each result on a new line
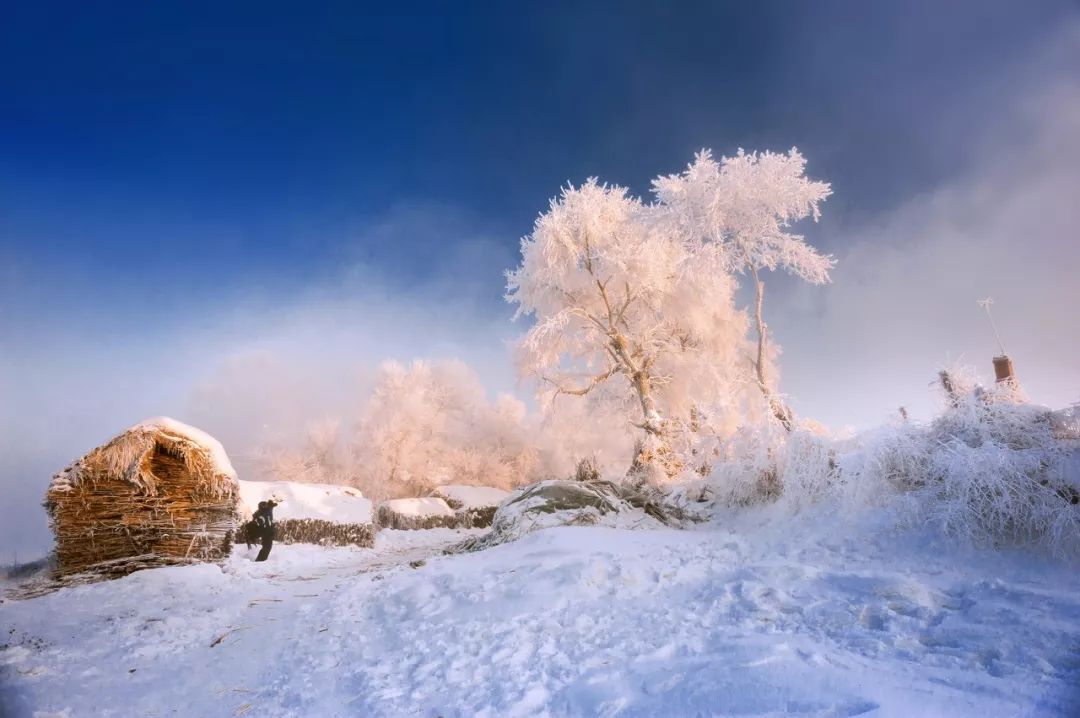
top-left (238, 480), bottom-right (372, 525)
top-left (433, 485), bottom-right (511, 510)
top-left (376, 497), bottom-right (461, 530)
top-left (380, 497), bottom-right (455, 518)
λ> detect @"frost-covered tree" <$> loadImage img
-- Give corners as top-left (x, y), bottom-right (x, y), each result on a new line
top-left (255, 359), bottom-right (540, 498)
top-left (354, 359), bottom-right (538, 497)
top-left (506, 179), bottom-right (755, 481)
top-left (654, 149), bottom-right (833, 429)
top-left (254, 418), bottom-right (355, 486)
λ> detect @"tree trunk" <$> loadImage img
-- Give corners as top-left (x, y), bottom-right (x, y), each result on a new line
top-left (750, 267), bottom-right (794, 431)
top-left (627, 368), bottom-right (681, 481)
top-left (631, 370), bottom-right (661, 434)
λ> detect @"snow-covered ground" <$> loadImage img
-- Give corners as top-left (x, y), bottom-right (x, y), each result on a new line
top-left (3, 511), bottom-right (1079, 717)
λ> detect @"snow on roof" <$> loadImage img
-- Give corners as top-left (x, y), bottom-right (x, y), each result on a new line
top-left (48, 416), bottom-right (238, 495)
top-left (238, 480), bottom-right (372, 525)
top-left (134, 417), bottom-right (237, 480)
top-left (434, 485), bottom-right (511, 509)
top-left (380, 497), bottom-right (455, 518)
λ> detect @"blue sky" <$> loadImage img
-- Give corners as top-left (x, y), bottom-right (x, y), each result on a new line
top-left (3, 1), bottom-right (1080, 556)
top-left (2, 2), bottom-right (1069, 292)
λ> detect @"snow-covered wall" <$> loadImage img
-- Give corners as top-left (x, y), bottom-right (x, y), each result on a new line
top-left (434, 485), bottom-right (510, 510)
top-left (238, 480), bottom-right (372, 525)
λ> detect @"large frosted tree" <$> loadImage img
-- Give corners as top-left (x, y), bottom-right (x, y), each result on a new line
top-left (506, 179), bottom-right (754, 481)
top-left (653, 149), bottom-right (833, 429)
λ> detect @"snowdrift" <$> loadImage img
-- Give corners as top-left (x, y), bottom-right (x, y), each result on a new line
top-left (238, 480), bottom-right (375, 548)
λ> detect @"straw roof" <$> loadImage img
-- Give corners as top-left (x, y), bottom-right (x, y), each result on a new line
top-left (45, 417), bottom-right (240, 577)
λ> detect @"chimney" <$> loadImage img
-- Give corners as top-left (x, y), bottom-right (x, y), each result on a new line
top-left (992, 355), bottom-right (1015, 384)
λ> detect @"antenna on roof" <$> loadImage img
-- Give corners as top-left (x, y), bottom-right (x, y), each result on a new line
top-left (978, 297), bottom-right (1017, 385)
top-left (977, 297), bottom-right (1006, 356)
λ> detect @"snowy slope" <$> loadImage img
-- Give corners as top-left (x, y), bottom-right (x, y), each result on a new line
top-left (2, 510), bottom-right (1079, 717)
top-left (237, 479), bottom-right (372, 524)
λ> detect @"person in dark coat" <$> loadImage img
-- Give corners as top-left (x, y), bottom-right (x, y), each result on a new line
top-left (252, 500), bottom-right (277, 562)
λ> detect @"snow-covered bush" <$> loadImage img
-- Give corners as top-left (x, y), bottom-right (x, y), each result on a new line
top-left (432, 485), bottom-right (512, 528)
top-left (904, 378), bottom-right (1079, 553)
top-left (376, 497), bottom-right (459, 530)
top-left (704, 412), bottom-right (842, 508)
top-left (701, 364), bottom-right (1079, 556)
top-left (837, 370), bottom-right (1080, 554)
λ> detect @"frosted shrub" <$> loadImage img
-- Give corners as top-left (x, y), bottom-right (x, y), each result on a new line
top-left (705, 422), bottom-right (784, 505)
top-left (839, 371), bottom-right (1079, 554)
top-left (777, 429), bottom-right (842, 510)
top-left (834, 420), bottom-right (929, 504)
top-left (704, 418), bottom-right (841, 507)
top-left (702, 369), bottom-right (1079, 557)
top-left (910, 382), bottom-right (1080, 554)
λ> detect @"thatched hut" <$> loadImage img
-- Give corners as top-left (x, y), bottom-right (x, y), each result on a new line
top-left (237, 480), bottom-right (375, 547)
top-left (44, 418), bottom-right (240, 577)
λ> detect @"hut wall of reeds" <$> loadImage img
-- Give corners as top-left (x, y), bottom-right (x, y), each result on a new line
top-left (44, 418), bottom-right (240, 577)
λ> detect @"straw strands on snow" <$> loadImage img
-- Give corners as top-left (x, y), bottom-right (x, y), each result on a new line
top-left (44, 418), bottom-right (240, 577)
